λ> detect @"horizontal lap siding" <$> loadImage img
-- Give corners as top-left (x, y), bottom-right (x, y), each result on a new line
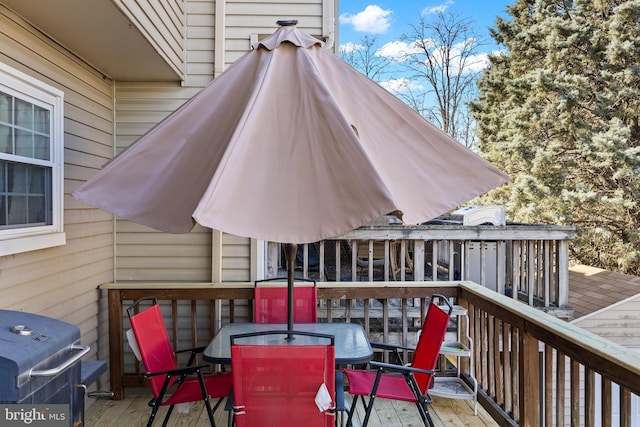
top-left (113, 82), bottom-right (213, 282)
top-left (225, 0), bottom-right (324, 66)
top-left (0, 5), bottom-right (114, 365)
top-left (222, 234), bottom-right (251, 281)
top-left (574, 296), bottom-right (640, 348)
top-left (115, 0), bottom-right (185, 79)
top-left (114, 1), bottom-right (246, 283)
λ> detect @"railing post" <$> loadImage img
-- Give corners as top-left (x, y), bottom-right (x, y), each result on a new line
top-left (107, 288), bottom-right (125, 400)
top-left (519, 322), bottom-right (540, 426)
top-left (558, 240), bottom-right (569, 307)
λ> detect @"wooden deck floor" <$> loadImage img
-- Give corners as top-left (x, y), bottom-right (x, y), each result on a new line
top-left (85, 392), bottom-right (498, 427)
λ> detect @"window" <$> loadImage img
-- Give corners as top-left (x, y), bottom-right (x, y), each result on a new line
top-left (0, 62), bottom-right (65, 256)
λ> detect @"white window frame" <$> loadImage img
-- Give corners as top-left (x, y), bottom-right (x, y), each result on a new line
top-left (0, 62), bottom-right (65, 256)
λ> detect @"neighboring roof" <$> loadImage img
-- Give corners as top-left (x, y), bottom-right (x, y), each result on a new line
top-left (568, 264), bottom-right (640, 319)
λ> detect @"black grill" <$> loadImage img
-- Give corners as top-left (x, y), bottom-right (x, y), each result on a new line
top-left (0, 309), bottom-right (97, 426)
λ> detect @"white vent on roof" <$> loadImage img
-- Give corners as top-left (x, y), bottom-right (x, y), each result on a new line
top-left (450, 205), bottom-right (506, 226)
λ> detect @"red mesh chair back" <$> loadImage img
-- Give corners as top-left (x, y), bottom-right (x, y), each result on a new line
top-left (254, 282), bottom-right (317, 323)
top-left (411, 300), bottom-right (451, 394)
top-left (127, 297), bottom-right (233, 427)
top-left (342, 294), bottom-right (452, 427)
top-left (231, 331), bottom-right (335, 427)
top-left (129, 303), bottom-right (179, 398)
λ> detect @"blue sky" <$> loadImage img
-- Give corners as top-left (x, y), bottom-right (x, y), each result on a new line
top-left (336, 1), bottom-right (514, 93)
top-left (337, 0), bottom-right (513, 52)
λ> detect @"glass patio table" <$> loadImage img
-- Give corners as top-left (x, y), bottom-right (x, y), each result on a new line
top-left (203, 322), bottom-right (373, 365)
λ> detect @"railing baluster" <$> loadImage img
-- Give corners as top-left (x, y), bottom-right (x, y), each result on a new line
top-left (190, 300), bottom-right (197, 348)
top-left (319, 241), bottom-right (325, 282)
top-left (556, 351), bottom-right (566, 425)
top-left (585, 367), bottom-right (595, 427)
top-left (503, 321), bottom-right (512, 416)
top-left (334, 240), bottom-right (341, 282)
top-left (570, 359), bottom-right (580, 426)
top-left (351, 239), bottom-right (357, 282)
top-left (488, 314), bottom-right (496, 400)
top-left (620, 387), bottom-right (632, 427)
top-left (601, 377), bottom-right (612, 426)
top-left (544, 344), bottom-right (554, 426)
top-left (383, 239), bottom-right (390, 281)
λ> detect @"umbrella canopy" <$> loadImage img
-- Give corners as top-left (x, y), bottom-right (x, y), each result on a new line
top-left (73, 22), bottom-right (509, 244)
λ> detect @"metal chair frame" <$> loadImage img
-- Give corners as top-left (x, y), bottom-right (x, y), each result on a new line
top-left (127, 297), bottom-right (232, 427)
top-left (343, 295), bottom-right (453, 427)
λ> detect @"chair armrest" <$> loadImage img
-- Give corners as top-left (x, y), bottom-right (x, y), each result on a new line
top-left (369, 361), bottom-right (435, 376)
top-left (175, 346), bottom-right (207, 366)
top-left (369, 342), bottom-right (415, 352)
top-left (370, 342), bottom-right (415, 365)
top-left (144, 364), bottom-right (208, 378)
top-left (175, 346), bottom-right (206, 354)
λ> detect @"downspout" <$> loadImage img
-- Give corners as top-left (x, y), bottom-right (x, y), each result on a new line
top-left (214, 0), bottom-right (226, 77)
top-left (322, 0), bottom-right (337, 50)
top-left (111, 82), bottom-right (117, 282)
top-left (212, 0), bottom-right (226, 284)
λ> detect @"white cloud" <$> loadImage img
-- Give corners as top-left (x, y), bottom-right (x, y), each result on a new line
top-left (463, 52), bottom-right (491, 73)
top-left (338, 42), bottom-right (365, 55)
top-left (422, 0), bottom-right (454, 15)
top-left (376, 40), bottom-right (428, 62)
top-left (339, 5), bottom-right (393, 34)
top-left (376, 41), bottom-right (410, 61)
top-left (379, 78), bottom-right (424, 95)
top-left (397, 38), bottom-right (491, 74)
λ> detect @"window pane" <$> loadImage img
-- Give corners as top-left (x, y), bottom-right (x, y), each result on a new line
top-left (0, 123), bottom-right (12, 155)
top-left (34, 105), bottom-right (49, 134)
top-left (28, 195), bottom-right (46, 223)
top-left (15, 99), bottom-right (33, 129)
top-left (0, 160), bottom-right (51, 228)
top-left (11, 163), bottom-right (27, 192)
top-left (0, 95), bottom-right (50, 160)
top-left (29, 166), bottom-right (45, 192)
top-left (7, 195), bottom-right (27, 225)
top-left (0, 91), bottom-right (12, 124)
top-left (15, 129), bottom-right (33, 158)
top-left (34, 134), bottom-right (50, 160)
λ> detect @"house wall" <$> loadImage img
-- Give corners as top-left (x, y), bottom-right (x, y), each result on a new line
top-left (0, 4), bottom-right (114, 364)
top-left (114, 0), bottom-right (186, 80)
top-left (572, 294), bottom-right (640, 348)
top-left (224, 0), bottom-right (326, 65)
top-left (563, 294), bottom-right (640, 424)
top-left (112, 0), bottom-right (330, 284)
top-left (0, 0), bottom-right (333, 395)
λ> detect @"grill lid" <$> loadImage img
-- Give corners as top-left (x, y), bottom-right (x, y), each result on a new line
top-left (0, 310), bottom-right (81, 401)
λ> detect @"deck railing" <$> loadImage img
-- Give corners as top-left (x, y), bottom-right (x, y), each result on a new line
top-left (102, 281), bottom-right (640, 426)
top-left (283, 223), bottom-right (575, 318)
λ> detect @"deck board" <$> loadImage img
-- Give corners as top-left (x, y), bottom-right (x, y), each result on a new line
top-left (85, 393), bottom-right (497, 426)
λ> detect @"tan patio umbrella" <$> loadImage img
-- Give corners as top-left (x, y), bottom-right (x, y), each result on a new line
top-left (74, 21), bottom-right (509, 332)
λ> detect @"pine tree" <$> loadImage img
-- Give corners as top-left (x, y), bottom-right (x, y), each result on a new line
top-left (471, 0), bottom-right (640, 274)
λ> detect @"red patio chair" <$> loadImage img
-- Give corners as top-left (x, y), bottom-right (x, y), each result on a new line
top-left (253, 278), bottom-right (317, 323)
top-left (127, 297), bottom-right (233, 427)
top-left (342, 294), bottom-right (453, 427)
top-left (230, 330), bottom-right (336, 427)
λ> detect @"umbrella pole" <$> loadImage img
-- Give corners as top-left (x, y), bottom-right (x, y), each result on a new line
top-left (285, 243), bottom-right (298, 340)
